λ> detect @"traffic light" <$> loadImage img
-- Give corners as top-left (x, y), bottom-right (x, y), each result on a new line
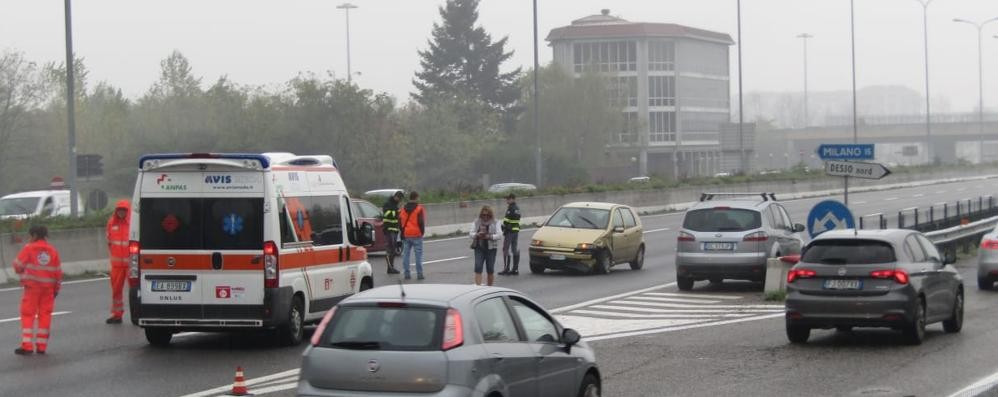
top-left (76, 154), bottom-right (103, 178)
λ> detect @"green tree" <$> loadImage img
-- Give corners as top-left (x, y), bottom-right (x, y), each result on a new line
top-left (412, 0), bottom-right (520, 115)
top-left (0, 50), bottom-right (49, 191)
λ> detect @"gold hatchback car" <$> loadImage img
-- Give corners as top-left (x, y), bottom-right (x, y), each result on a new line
top-left (529, 202), bottom-right (645, 275)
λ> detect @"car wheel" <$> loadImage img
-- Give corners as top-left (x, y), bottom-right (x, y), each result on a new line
top-left (903, 298), bottom-right (926, 345)
top-left (786, 322), bottom-right (810, 344)
top-left (943, 289), bottom-right (964, 333)
top-left (530, 262), bottom-right (545, 274)
top-left (677, 275), bottom-right (694, 291)
top-left (593, 251), bottom-right (611, 275)
top-left (360, 277), bottom-right (373, 292)
top-left (278, 295), bottom-right (305, 346)
top-left (835, 325), bottom-right (853, 333)
top-left (145, 328), bottom-right (173, 347)
top-left (709, 277), bottom-right (723, 284)
top-left (577, 373), bottom-right (600, 397)
top-left (629, 246), bottom-right (645, 270)
top-left (979, 276), bottom-right (993, 291)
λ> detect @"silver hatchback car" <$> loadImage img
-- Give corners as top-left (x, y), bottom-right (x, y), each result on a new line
top-left (977, 230), bottom-right (998, 290)
top-left (297, 284), bottom-right (601, 397)
top-left (675, 193), bottom-right (805, 290)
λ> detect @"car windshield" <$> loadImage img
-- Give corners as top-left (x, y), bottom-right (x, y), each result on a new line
top-left (545, 207), bottom-right (610, 230)
top-left (0, 197), bottom-right (40, 216)
top-left (802, 239), bottom-right (897, 265)
top-left (322, 306), bottom-right (443, 351)
top-left (683, 208), bottom-right (762, 232)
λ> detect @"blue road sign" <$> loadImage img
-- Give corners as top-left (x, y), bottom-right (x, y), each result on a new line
top-left (816, 144), bottom-right (875, 161)
top-left (806, 200), bottom-right (856, 239)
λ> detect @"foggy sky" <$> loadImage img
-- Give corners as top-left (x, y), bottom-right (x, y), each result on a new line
top-left (2, 0), bottom-right (998, 113)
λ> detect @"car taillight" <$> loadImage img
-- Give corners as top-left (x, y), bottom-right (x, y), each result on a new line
top-left (442, 308), bottom-right (464, 351)
top-left (981, 239), bottom-right (998, 250)
top-left (870, 269), bottom-right (909, 285)
top-left (264, 241), bottom-right (279, 288)
top-left (743, 231), bottom-right (769, 242)
top-left (310, 307), bottom-right (336, 346)
top-left (128, 241), bottom-right (140, 288)
top-left (787, 268), bottom-right (816, 283)
top-left (678, 232), bottom-right (695, 242)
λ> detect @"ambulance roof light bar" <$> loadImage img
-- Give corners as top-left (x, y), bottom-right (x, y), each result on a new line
top-left (139, 153), bottom-right (271, 169)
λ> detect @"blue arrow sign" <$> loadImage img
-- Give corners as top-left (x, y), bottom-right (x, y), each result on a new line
top-left (806, 200), bottom-right (856, 239)
top-left (816, 144), bottom-right (875, 161)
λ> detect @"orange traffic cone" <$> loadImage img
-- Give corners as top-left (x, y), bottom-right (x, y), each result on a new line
top-left (229, 366), bottom-right (250, 396)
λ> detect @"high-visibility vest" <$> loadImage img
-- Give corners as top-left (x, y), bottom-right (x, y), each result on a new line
top-left (503, 203), bottom-right (522, 233)
top-left (399, 205), bottom-right (425, 238)
top-left (106, 200), bottom-right (132, 267)
top-left (382, 208), bottom-right (400, 233)
top-left (14, 240), bottom-right (62, 289)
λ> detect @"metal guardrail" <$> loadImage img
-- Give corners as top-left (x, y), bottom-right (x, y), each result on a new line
top-left (925, 215), bottom-right (998, 245)
top-left (860, 195), bottom-right (997, 253)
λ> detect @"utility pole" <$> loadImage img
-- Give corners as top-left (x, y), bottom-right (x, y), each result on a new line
top-left (533, 0), bottom-right (542, 187)
top-left (336, 3), bottom-right (357, 82)
top-left (847, 0), bottom-right (859, 206)
top-left (736, 0), bottom-right (745, 174)
top-left (64, 0), bottom-right (79, 217)
top-left (797, 33), bottom-right (813, 128)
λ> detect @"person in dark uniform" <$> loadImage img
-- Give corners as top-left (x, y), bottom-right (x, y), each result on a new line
top-left (381, 191), bottom-right (404, 274)
top-left (498, 193), bottom-right (522, 276)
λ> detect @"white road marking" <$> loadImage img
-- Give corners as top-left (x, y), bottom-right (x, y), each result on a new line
top-left (178, 368), bottom-right (301, 397)
top-left (427, 228), bottom-right (538, 244)
top-left (883, 197), bottom-right (898, 201)
top-left (557, 315), bottom-right (709, 337)
top-left (591, 304), bottom-right (781, 314)
top-left (623, 296), bottom-right (722, 304)
top-left (583, 313), bottom-right (785, 342)
top-left (0, 311), bottom-right (71, 324)
top-left (913, 194), bottom-right (925, 198)
top-left (423, 256), bottom-right (467, 265)
top-left (645, 292), bottom-right (741, 300)
top-left (570, 309), bottom-right (753, 319)
top-left (853, 201), bottom-right (868, 205)
top-left (935, 190), bottom-right (946, 194)
top-left (946, 367), bottom-right (998, 397)
top-left (609, 300), bottom-right (784, 310)
top-left (0, 276), bottom-right (110, 293)
top-left (645, 227), bottom-right (671, 233)
top-left (548, 282), bottom-right (677, 314)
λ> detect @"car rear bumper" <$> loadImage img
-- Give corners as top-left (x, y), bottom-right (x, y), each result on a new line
top-left (676, 252), bottom-right (767, 280)
top-left (785, 289), bottom-right (916, 328)
top-left (129, 286), bottom-right (293, 330)
top-left (297, 382), bottom-right (474, 397)
top-left (977, 254), bottom-right (998, 278)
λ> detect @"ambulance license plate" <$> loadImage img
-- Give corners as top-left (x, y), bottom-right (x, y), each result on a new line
top-left (152, 280), bottom-right (192, 292)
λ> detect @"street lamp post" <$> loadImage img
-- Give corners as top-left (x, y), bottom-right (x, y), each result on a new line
top-left (533, 0), bottom-right (542, 187)
top-left (914, 0), bottom-right (933, 160)
top-left (336, 3), bottom-right (357, 82)
top-left (954, 17), bottom-right (998, 163)
top-left (736, 0), bottom-right (745, 174)
top-left (845, 0), bottom-right (859, 205)
top-left (796, 33), bottom-right (812, 128)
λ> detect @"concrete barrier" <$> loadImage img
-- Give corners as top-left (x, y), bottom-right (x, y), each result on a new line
top-left (764, 258), bottom-right (794, 295)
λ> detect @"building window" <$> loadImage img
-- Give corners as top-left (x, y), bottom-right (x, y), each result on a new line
top-left (609, 76), bottom-right (638, 108)
top-left (648, 76), bottom-right (676, 107)
top-left (681, 77), bottom-right (729, 109)
top-left (648, 41), bottom-right (675, 71)
top-left (573, 41), bottom-right (637, 73)
top-left (649, 112), bottom-right (676, 142)
top-left (678, 41), bottom-right (728, 76)
top-left (680, 112), bottom-right (727, 142)
top-left (614, 112), bottom-right (639, 144)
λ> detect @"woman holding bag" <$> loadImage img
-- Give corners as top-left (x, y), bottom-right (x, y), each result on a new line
top-left (470, 206), bottom-right (502, 286)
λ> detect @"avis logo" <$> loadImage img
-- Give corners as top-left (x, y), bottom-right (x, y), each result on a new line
top-left (204, 175), bottom-right (233, 184)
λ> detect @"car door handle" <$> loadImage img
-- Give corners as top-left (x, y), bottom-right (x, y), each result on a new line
top-left (492, 353), bottom-right (504, 362)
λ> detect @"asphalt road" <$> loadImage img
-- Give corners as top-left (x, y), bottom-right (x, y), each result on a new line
top-left (0, 177), bottom-right (996, 397)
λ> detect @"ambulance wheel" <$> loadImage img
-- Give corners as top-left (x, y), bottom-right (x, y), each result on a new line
top-left (278, 295), bottom-right (305, 346)
top-left (145, 328), bottom-right (173, 347)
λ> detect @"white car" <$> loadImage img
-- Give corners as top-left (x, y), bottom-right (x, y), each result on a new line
top-left (488, 183), bottom-right (537, 193)
top-left (0, 190), bottom-right (83, 220)
top-left (363, 189), bottom-right (404, 199)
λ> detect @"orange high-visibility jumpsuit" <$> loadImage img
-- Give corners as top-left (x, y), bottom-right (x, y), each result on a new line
top-left (106, 200), bottom-right (131, 319)
top-left (14, 240), bottom-right (62, 353)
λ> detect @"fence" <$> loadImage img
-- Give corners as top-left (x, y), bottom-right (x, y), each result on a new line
top-left (859, 195), bottom-right (998, 253)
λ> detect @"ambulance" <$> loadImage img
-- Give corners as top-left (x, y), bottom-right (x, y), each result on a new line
top-left (127, 153), bottom-right (375, 346)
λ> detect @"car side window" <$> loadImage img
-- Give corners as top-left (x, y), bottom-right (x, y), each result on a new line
top-left (915, 234), bottom-right (941, 262)
top-left (905, 236), bottom-right (927, 262)
top-left (509, 298), bottom-right (560, 343)
top-left (777, 205), bottom-right (793, 230)
top-left (613, 209), bottom-right (625, 229)
top-left (474, 297), bottom-right (521, 343)
top-left (768, 206), bottom-right (786, 229)
top-left (622, 208), bottom-right (638, 228)
top-left (362, 202), bottom-right (381, 218)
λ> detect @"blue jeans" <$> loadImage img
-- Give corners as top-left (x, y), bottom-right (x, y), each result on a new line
top-left (402, 237), bottom-right (424, 277)
top-left (474, 248), bottom-right (497, 274)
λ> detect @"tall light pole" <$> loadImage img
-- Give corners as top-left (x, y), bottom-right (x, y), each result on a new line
top-left (64, 0), bottom-right (79, 217)
top-left (336, 3), bottom-right (357, 82)
top-left (533, 0), bottom-right (542, 187)
top-left (736, 0), bottom-right (745, 174)
top-left (846, 0), bottom-right (859, 205)
top-left (954, 16), bottom-right (998, 163)
top-left (914, 0), bottom-right (933, 160)
top-left (796, 33), bottom-right (813, 128)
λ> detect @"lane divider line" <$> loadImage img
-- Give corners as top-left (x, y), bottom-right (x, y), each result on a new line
top-left (645, 227), bottom-right (670, 233)
top-left (0, 311), bottom-right (71, 324)
top-left (0, 276), bottom-right (110, 293)
top-left (583, 313), bottom-right (784, 341)
top-left (424, 256), bottom-right (467, 265)
top-left (946, 367), bottom-right (998, 397)
top-left (178, 368), bottom-right (301, 397)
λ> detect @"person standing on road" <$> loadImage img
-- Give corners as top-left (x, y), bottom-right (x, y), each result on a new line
top-left (470, 206), bottom-right (502, 286)
top-left (498, 193), bottom-right (522, 276)
top-left (398, 191), bottom-right (426, 281)
top-left (13, 226), bottom-right (62, 355)
top-left (380, 191), bottom-right (404, 275)
top-left (105, 200), bottom-right (131, 324)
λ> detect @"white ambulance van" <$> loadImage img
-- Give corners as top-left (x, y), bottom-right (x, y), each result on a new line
top-left (127, 153), bottom-right (375, 346)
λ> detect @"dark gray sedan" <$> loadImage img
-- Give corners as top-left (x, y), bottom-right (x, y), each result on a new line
top-left (785, 229), bottom-right (963, 345)
top-left (297, 284), bottom-right (601, 397)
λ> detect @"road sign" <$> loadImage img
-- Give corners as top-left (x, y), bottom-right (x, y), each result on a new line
top-left (807, 200), bottom-right (855, 238)
top-left (816, 144), bottom-right (875, 161)
top-left (824, 160), bottom-right (891, 180)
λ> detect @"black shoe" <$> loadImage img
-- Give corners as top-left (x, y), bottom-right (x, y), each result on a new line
top-left (404, 275), bottom-right (412, 280)
top-left (106, 316), bottom-right (123, 324)
top-left (509, 271), bottom-right (519, 276)
top-left (417, 274), bottom-right (425, 280)
top-left (387, 267), bottom-right (400, 274)
top-left (14, 348), bottom-right (32, 356)
top-left (498, 270), bottom-right (509, 276)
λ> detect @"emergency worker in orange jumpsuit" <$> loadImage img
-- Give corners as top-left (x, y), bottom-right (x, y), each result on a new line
top-left (13, 226), bottom-right (62, 355)
top-left (105, 200), bottom-right (131, 324)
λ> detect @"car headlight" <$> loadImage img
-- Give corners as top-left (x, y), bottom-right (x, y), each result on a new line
top-left (531, 239), bottom-right (544, 247)
top-left (576, 243), bottom-right (593, 250)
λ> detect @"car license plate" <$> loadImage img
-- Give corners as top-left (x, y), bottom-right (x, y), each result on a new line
top-left (151, 280), bottom-right (192, 292)
top-left (824, 279), bottom-right (862, 290)
top-left (703, 242), bottom-right (735, 251)
top-left (550, 254), bottom-right (566, 261)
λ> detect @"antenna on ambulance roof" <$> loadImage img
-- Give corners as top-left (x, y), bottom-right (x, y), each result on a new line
top-left (398, 279), bottom-right (407, 299)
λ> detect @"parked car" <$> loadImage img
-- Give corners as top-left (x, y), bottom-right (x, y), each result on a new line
top-left (713, 172), bottom-right (732, 178)
top-left (785, 229), bottom-right (962, 345)
top-left (351, 198), bottom-right (390, 253)
top-left (298, 284), bottom-right (602, 397)
top-left (628, 176), bottom-right (651, 184)
top-left (977, 230), bottom-right (998, 290)
top-left (363, 189), bottom-right (404, 200)
top-left (675, 193), bottom-right (805, 290)
top-left (0, 190), bottom-right (84, 220)
top-left (529, 202), bottom-right (644, 275)
top-left (488, 182), bottom-right (537, 194)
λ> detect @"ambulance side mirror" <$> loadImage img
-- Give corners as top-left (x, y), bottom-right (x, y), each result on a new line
top-left (356, 222), bottom-right (375, 246)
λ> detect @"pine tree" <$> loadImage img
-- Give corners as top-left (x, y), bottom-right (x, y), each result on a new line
top-left (412, 0), bottom-right (521, 114)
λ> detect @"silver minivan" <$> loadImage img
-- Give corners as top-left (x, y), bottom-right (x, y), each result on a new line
top-left (297, 284), bottom-right (601, 397)
top-left (675, 193), bottom-right (805, 290)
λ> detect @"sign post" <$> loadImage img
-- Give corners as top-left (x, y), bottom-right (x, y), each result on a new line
top-left (816, 144), bottom-right (877, 206)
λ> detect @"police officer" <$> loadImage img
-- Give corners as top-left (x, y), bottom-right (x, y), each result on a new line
top-left (381, 191), bottom-right (404, 274)
top-left (499, 193), bottom-right (522, 276)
